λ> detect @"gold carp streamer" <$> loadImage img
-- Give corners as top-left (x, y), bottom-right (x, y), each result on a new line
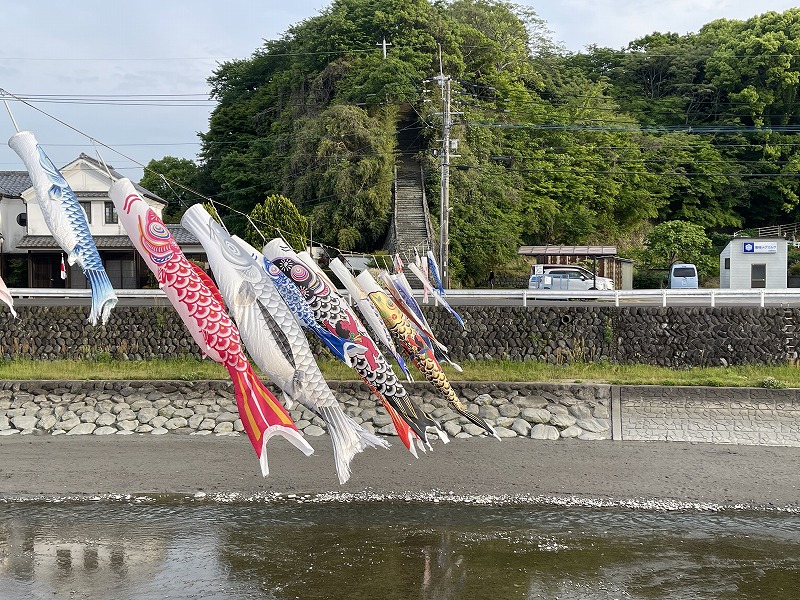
top-left (367, 286), bottom-right (499, 439)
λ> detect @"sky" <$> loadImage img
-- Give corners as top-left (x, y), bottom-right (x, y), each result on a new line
top-left (0, 0), bottom-right (796, 182)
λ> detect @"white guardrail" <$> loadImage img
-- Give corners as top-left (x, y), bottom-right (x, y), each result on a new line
top-left (10, 288), bottom-right (168, 299)
top-left (8, 287), bottom-right (800, 308)
top-left (433, 288), bottom-right (800, 308)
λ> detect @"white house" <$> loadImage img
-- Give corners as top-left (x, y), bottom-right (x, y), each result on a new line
top-left (719, 237), bottom-right (787, 289)
top-left (0, 153), bottom-right (203, 288)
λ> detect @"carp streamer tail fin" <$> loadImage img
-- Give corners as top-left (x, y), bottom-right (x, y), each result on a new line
top-left (318, 405), bottom-right (390, 484)
top-left (227, 364), bottom-right (313, 477)
top-left (84, 268), bottom-right (118, 326)
top-left (382, 401), bottom-right (421, 457)
top-left (456, 407), bottom-right (501, 440)
top-left (384, 394), bottom-right (442, 451)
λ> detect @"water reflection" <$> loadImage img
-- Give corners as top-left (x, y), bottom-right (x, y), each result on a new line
top-left (0, 508), bottom-right (169, 598)
top-left (0, 500), bottom-right (799, 599)
top-left (419, 533), bottom-right (466, 600)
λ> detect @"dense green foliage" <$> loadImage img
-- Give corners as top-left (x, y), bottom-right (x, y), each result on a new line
top-left (139, 156), bottom-right (201, 222)
top-left (161, 1), bottom-right (800, 285)
top-left (639, 220), bottom-right (715, 278)
top-left (245, 194), bottom-right (308, 251)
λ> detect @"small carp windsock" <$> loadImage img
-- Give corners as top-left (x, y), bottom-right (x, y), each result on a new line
top-left (182, 206), bottom-right (387, 484)
top-left (264, 238), bottom-right (447, 453)
top-left (412, 249), bottom-right (429, 303)
top-left (9, 131), bottom-right (117, 325)
top-left (380, 270), bottom-right (463, 373)
top-left (427, 250), bottom-right (446, 295)
top-left (0, 275), bottom-right (16, 317)
top-left (407, 262), bottom-right (464, 329)
top-left (109, 179), bottom-right (312, 475)
top-left (358, 270), bottom-right (498, 439)
top-left (328, 258), bottom-right (412, 381)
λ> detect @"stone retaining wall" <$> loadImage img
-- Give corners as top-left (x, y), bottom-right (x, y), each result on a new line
top-left (424, 305), bottom-right (795, 367)
top-left (0, 381), bottom-right (611, 441)
top-left (3, 380), bottom-right (800, 447)
top-left (1, 305), bottom-right (795, 367)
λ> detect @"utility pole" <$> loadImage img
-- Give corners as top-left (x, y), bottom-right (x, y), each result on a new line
top-left (435, 65), bottom-right (452, 288)
top-left (378, 37), bottom-right (391, 59)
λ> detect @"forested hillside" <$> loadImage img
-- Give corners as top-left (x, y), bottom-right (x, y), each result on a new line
top-left (147, 1), bottom-right (800, 286)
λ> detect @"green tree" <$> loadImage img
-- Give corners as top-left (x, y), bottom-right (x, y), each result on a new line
top-left (640, 133), bottom-right (743, 229)
top-left (704, 10), bottom-right (800, 127)
top-left (246, 195), bottom-right (308, 251)
top-left (567, 10), bottom-right (800, 233)
top-left (287, 104), bottom-right (395, 251)
top-left (139, 156), bottom-right (200, 222)
top-left (641, 220), bottom-right (712, 270)
top-left (700, 11), bottom-right (800, 225)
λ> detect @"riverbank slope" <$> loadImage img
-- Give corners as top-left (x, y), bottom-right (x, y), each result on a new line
top-left (1, 435), bottom-right (798, 509)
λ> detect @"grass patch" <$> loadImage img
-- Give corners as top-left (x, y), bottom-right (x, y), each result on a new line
top-left (1, 358), bottom-right (799, 388)
top-left (0, 358), bottom-right (227, 381)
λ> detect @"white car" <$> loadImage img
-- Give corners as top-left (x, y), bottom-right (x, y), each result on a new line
top-left (529, 265), bottom-right (614, 290)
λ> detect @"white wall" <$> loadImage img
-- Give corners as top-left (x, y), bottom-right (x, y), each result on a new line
top-left (719, 244), bottom-right (731, 288)
top-left (0, 196), bottom-right (27, 252)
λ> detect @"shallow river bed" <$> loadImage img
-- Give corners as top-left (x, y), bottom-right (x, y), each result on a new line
top-left (1, 498), bottom-right (798, 599)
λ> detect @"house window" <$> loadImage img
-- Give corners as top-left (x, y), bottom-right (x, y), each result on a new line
top-left (80, 201), bottom-right (92, 223)
top-left (724, 258), bottom-right (730, 269)
top-left (104, 201), bottom-right (118, 224)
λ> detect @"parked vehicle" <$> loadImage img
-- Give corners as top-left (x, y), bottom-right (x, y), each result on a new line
top-left (529, 265), bottom-right (614, 290)
top-left (669, 263), bottom-right (699, 289)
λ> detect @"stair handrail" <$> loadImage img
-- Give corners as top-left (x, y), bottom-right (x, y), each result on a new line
top-left (390, 162), bottom-right (399, 254)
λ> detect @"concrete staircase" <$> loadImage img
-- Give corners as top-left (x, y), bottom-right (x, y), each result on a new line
top-left (393, 155), bottom-right (431, 257)
top-left (386, 111), bottom-right (435, 281)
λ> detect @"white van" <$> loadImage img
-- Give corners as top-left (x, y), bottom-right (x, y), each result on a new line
top-left (669, 263), bottom-right (698, 289)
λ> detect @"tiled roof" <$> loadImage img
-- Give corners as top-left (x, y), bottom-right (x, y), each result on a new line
top-left (16, 236), bottom-right (128, 249)
top-left (167, 224), bottom-right (200, 245)
top-left (0, 171), bottom-right (32, 197)
top-left (0, 155), bottom-right (167, 205)
top-left (77, 153), bottom-right (167, 205)
top-left (16, 225), bottom-right (200, 250)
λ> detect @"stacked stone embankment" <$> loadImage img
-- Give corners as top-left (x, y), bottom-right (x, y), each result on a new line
top-left (1, 304), bottom-right (794, 367)
top-left (425, 305), bottom-right (795, 366)
top-left (4, 380), bottom-right (800, 447)
top-left (0, 381), bottom-right (611, 441)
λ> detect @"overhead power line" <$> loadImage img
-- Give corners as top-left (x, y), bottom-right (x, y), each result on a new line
top-left (466, 121), bottom-right (800, 134)
top-left (2, 94), bottom-right (213, 107)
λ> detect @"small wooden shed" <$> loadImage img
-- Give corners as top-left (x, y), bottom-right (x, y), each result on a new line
top-left (517, 245), bottom-right (633, 290)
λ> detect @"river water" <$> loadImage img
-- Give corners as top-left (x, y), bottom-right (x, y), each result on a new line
top-left (1, 496), bottom-right (798, 600)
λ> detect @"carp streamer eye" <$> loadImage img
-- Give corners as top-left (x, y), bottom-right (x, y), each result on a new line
top-left (291, 264), bottom-right (311, 283)
top-left (148, 221), bottom-right (170, 241)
